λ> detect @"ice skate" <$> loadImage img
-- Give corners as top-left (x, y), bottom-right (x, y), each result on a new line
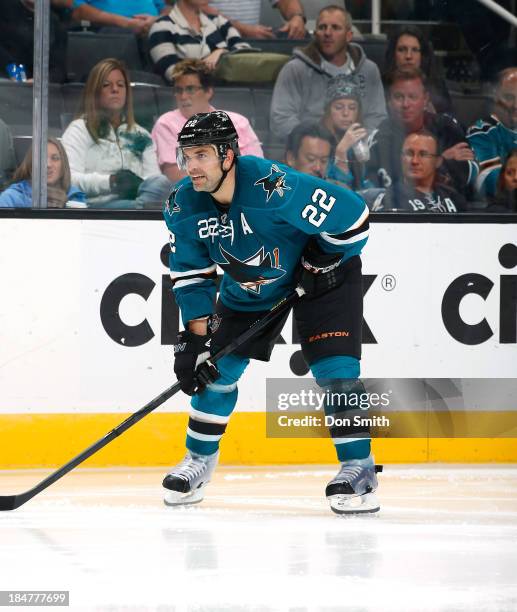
top-left (163, 451), bottom-right (219, 506)
top-left (326, 456), bottom-right (381, 515)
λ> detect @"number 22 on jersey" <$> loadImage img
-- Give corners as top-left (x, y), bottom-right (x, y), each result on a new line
top-left (302, 188), bottom-right (336, 228)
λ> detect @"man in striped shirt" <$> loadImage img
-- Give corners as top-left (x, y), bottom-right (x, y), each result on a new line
top-left (149, 0), bottom-right (250, 83)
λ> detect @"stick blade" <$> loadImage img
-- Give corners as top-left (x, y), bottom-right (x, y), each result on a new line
top-left (0, 494), bottom-right (27, 511)
top-left (0, 495), bottom-right (18, 511)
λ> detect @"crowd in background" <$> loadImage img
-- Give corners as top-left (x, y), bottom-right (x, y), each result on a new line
top-left (0, 0), bottom-right (516, 213)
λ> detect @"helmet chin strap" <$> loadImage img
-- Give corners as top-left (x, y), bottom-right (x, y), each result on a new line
top-left (208, 149), bottom-right (236, 195)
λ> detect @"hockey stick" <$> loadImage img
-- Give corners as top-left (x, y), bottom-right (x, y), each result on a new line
top-left (0, 287), bottom-right (304, 511)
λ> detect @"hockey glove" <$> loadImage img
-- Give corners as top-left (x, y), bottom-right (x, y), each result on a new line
top-left (173, 330), bottom-right (220, 396)
top-left (110, 170), bottom-right (143, 200)
top-left (298, 239), bottom-right (346, 298)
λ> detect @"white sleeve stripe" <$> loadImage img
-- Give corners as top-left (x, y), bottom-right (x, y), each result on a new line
top-left (189, 408), bottom-right (231, 424)
top-left (467, 160), bottom-right (474, 185)
top-left (347, 206), bottom-right (369, 232)
top-left (475, 165), bottom-right (501, 191)
top-left (186, 428), bottom-right (223, 442)
top-left (321, 229), bottom-right (369, 246)
top-left (174, 278), bottom-right (208, 289)
top-left (170, 264), bottom-right (217, 280)
top-left (479, 157), bottom-right (500, 168)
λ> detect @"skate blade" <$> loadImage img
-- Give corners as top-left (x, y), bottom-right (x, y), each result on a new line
top-left (328, 492), bottom-right (380, 515)
top-left (163, 486), bottom-right (205, 507)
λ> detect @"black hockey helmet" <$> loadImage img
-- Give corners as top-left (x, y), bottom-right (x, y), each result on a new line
top-left (177, 111), bottom-right (240, 170)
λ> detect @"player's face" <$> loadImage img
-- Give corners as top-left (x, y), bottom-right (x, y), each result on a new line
top-left (495, 70), bottom-right (517, 129)
top-left (315, 10), bottom-right (352, 60)
top-left (98, 69), bottom-right (126, 113)
top-left (389, 78), bottom-right (428, 127)
top-left (401, 133), bottom-right (441, 184)
top-left (183, 145), bottom-right (225, 191)
top-left (174, 74), bottom-right (213, 118)
top-left (288, 136), bottom-right (331, 178)
top-left (503, 155), bottom-right (517, 191)
top-left (328, 97), bottom-right (359, 131)
top-left (395, 34), bottom-right (422, 69)
top-left (47, 142), bottom-right (63, 186)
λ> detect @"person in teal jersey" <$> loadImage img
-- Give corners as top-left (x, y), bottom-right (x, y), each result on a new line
top-left (162, 111), bottom-right (379, 514)
top-left (467, 67), bottom-right (517, 198)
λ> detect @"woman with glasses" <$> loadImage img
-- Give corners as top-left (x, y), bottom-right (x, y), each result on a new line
top-left (372, 131), bottom-right (467, 212)
top-left (152, 59), bottom-right (262, 184)
top-left (62, 58), bottom-right (171, 208)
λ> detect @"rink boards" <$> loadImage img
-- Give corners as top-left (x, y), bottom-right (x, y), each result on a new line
top-left (0, 218), bottom-right (516, 467)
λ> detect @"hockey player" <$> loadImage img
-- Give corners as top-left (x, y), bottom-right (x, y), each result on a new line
top-left (163, 111), bottom-right (378, 514)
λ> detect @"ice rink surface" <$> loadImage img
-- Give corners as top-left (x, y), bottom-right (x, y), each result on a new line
top-left (0, 465), bottom-right (516, 612)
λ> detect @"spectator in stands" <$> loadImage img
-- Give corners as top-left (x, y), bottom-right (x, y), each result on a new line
top-left (0, 118), bottom-right (16, 189)
top-left (148, 0), bottom-right (250, 83)
top-left (487, 149), bottom-right (517, 213)
top-left (0, 0), bottom-right (70, 83)
top-left (270, 5), bottom-right (386, 140)
top-left (285, 121), bottom-right (334, 179)
top-left (321, 75), bottom-right (372, 189)
top-left (467, 67), bottom-right (517, 198)
top-left (203, 0), bottom-right (307, 40)
top-left (372, 131), bottom-right (466, 213)
top-left (368, 68), bottom-right (478, 194)
top-left (0, 138), bottom-right (86, 208)
top-left (62, 58), bottom-right (170, 208)
top-left (71, 1), bottom-right (169, 35)
top-left (383, 25), bottom-right (452, 114)
top-left (152, 59), bottom-right (263, 184)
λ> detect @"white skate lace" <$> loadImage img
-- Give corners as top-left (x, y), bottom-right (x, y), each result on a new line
top-left (170, 455), bottom-right (210, 481)
top-left (335, 465), bottom-right (363, 483)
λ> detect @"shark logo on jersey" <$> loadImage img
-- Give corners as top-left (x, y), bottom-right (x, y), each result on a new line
top-left (254, 164), bottom-right (291, 202)
top-left (165, 186), bottom-right (182, 215)
top-left (218, 244), bottom-right (286, 294)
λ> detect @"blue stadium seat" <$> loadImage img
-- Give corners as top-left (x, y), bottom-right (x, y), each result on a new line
top-left (211, 88), bottom-right (256, 126)
top-left (355, 35), bottom-right (388, 72)
top-left (66, 32), bottom-right (144, 82)
top-left (252, 88), bottom-right (273, 131)
top-left (451, 92), bottom-right (492, 130)
top-left (0, 82), bottom-right (63, 136)
top-left (131, 84), bottom-right (159, 132)
top-left (155, 86), bottom-right (173, 117)
top-left (13, 135), bottom-right (31, 165)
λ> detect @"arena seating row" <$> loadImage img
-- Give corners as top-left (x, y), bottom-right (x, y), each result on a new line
top-left (0, 78), bottom-right (492, 145)
top-left (10, 132), bottom-right (287, 167)
top-left (65, 31), bottom-right (388, 83)
top-left (0, 80), bottom-right (273, 136)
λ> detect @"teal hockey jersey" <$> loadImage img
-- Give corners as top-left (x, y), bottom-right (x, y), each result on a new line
top-left (467, 114), bottom-right (517, 196)
top-left (164, 155), bottom-right (369, 325)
